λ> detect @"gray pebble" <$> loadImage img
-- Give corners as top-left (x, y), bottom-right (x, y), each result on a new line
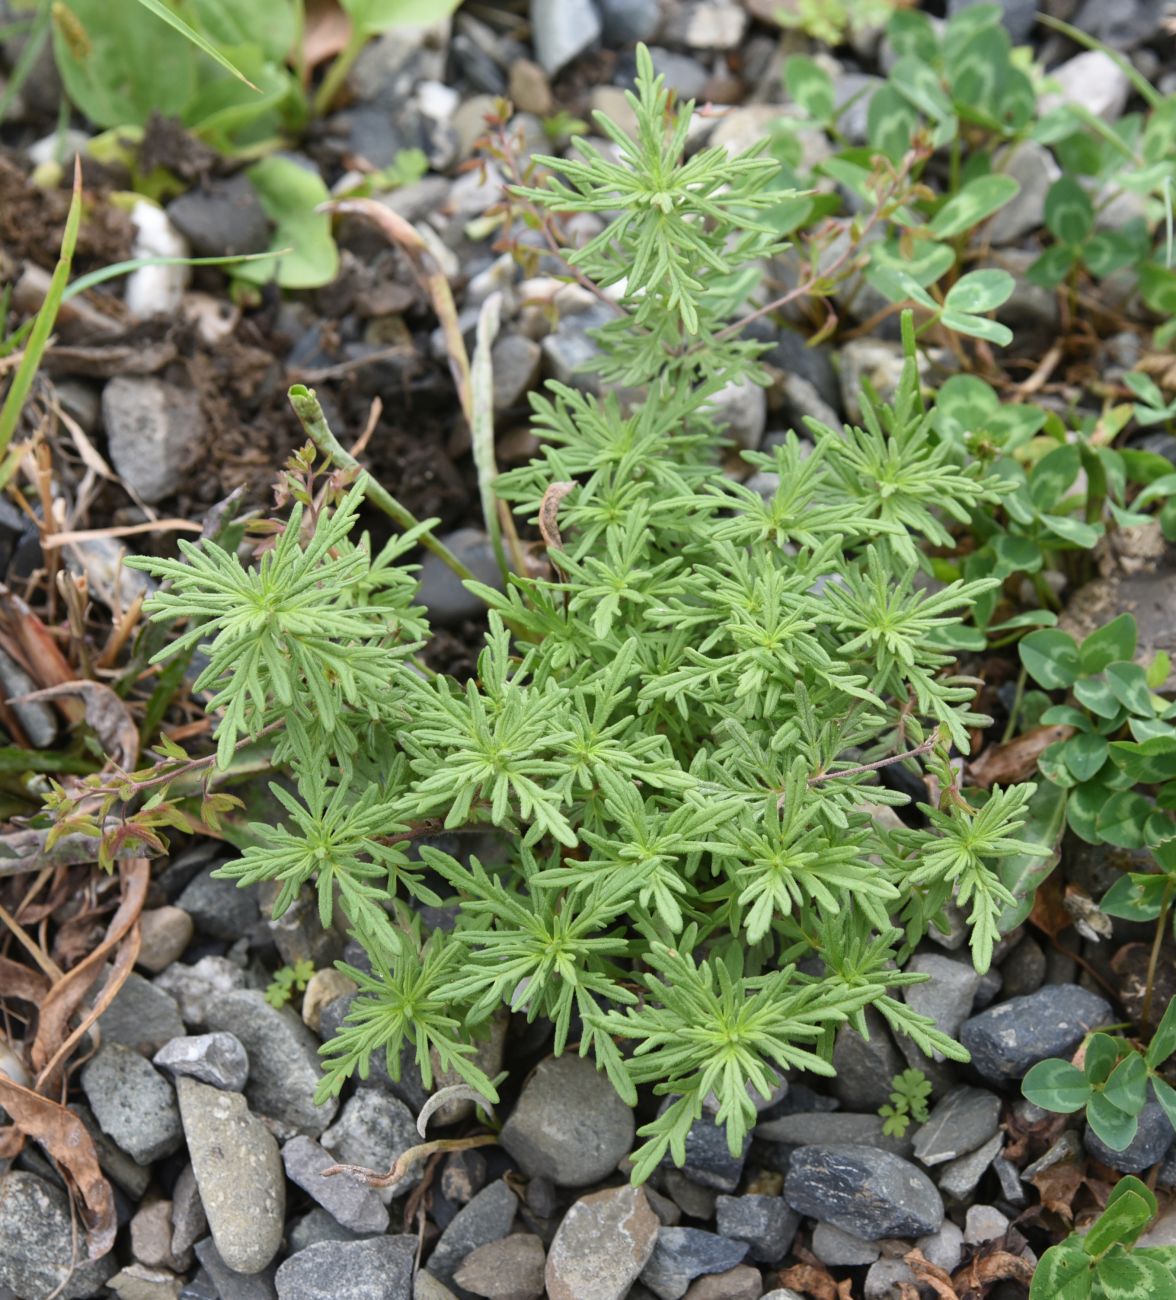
top-left (82, 1043), bottom-right (184, 1165)
top-left (154, 1032), bottom-right (249, 1091)
top-left (784, 1145), bottom-right (944, 1240)
top-left (426, 1179), bottom-right (518, 1286)
top-left (545, 1185), bottom-right (659, 1300)
top-left (95, 970), bottom-right (185, 1055)
top-left (276, 1237), bottom-right (416, 1300)
top-left (282, 1135), bottom-right (389, 1235)
top-left (101, 376), bottom-right (205, 504)
top-left (912, 1087), bottom-right (1001, 1166)
top-left (0, 1172), bottom-right (118, 1299)
top-left (959, 985), bottom-right (1111, 1083)
top-left (639, 1228), bottom-right (749, 1300)
top-left (714, 1194), bottom-right (799, 1263)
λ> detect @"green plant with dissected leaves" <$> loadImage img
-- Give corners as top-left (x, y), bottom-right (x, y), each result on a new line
top-left (878, 1066), bottom-right (932, 1137)
top-left (112, 47), bottom-right (1057, 1180)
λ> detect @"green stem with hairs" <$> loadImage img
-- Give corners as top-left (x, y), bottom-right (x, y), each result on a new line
top-left (287, 385), bottom-right (479, 587)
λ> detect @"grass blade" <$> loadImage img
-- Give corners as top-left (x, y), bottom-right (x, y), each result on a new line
top-left (130, 0), bottom-right (259, 91)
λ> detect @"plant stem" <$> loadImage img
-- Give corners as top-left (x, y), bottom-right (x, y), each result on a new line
top-left (1001, 665), bottom-right (1027, 744)
top-left (312, 27), bottom-right (365, 118)
top-left (287, 385), bottom-right (479, 587)
top-left (1142, 879), bottom-right (1174, 1035)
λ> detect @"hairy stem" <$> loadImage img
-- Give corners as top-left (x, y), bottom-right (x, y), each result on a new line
top-left (1142, 879), bottom-right (1173, 1035)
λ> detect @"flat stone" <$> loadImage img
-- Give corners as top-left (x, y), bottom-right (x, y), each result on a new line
top-left (137, 906), bottom-right (194, 973)
top-left (417, 528), bottom-right (506, 625)
top-left (171, 1163), bottom-right (208, 1260)
top-left (167, 175), bottom-right (270, 258)
top-left (416, 1275), bottom-right (460, 1300)
top-left (959, 985), bottom-right (1112, 1083)
top-left (427, 1179), bottom-right (518, 1286)
top-left (597, 0), bottom-right (660, 43)
top-left (287, 1208), bottom-right (372, 1253)
top-left (640, 1228), bottom-right (749, 1300)
top-left (155, 955), bottom-right (254, 1026)
top-left (109, 1263), bottom-right (184, 1299)
top-left (705, 376), bottom-right (767, 451)
top-left (81, 1043), bottom-right (183, 1164)
top-left (831, 1008), bottom-right (906, 1111)
top-left (663, 2), bottom-right (748, 49)
top-left (193, 1239), bottom-right (278, 1300)
top-left (301, 969), bottom-right (357, 1035)
top-left (1042, 50), bottom-right (1131, 122)
top-left (546, 1184), bottom-right (659, 1300)
top-left (918, 1219), bottom-right (964, 1274)
top-left (94, 969), bottom-right (185, 1055)
top-left (662, 1169), bottom-right (718, 1220)
top-left (864, 1259), bottom-right (918, 1299)
top-left (453, 1234), bottom-right (546, 1300)
top-left (154, 1033), bottom-right (249, 1092)
top-left (784, 1146), bottom-right (944, 1240)
top-left (101, 376), bottom-right (205, 503)
top-left (204, 988), bottom-right (338, 1136)
top-left (1085, 1100), bottom-right (1176, 1172)
top-left (1000, 934), bottom-right (1046, 998)
top-left (321, 1088), bottom-right (422, 1201)
top-left (501, 1054), bottom-right (634, 1187)
top-left (70, 1101), bottom-right (152, 1198)
top-left (964, 1204), bottom-right (1009, 1245)
top-left (178, 1077), bottom-right (285, 1274)
top-left (176, 868), bottom-right (261, 942)
top-left (810, 1222), bottom-right (880, 1266)
top-left (937, 1132), bottom-right (1004, 1202)
top-left (282, 1135), bottom-right (389, 1235)
top-left (275, 1237), bottom-right (416, 1300)
top-left (682, 1265), bottom-right (763, 1300)
top-left (985, 142), bottom-right (1059, 245)
top-left (714, 1194), bottom-right (799, 1263)
top-left (903, 954), bottom-right (981, 1060)
top-left (132, 1198), bottom-right (186, 1271)
top-left (663, 1110), bottom-right (751, 1191)
top-left (492, 334), bottom-right (542, 412)
top-left (530, 0), bottom-right (601, 75)
top-left (912, 1087), bottom-right (1001, 1166)
top-left (757, 1111), bottom-right (913, 1158)
top-left (0, 1171), bottom-right (119, 1299)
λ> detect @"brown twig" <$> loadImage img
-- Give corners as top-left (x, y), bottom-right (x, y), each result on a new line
top-left (323, 1134), bottom-right (500, 1189)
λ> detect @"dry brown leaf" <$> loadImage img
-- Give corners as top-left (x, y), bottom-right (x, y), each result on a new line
top-left (20, 679), bottom-right (139, 772)
top-left (1028, 872), bottom-right (1072, 941)
top-left (905, 1247), bottom-right (960, 1299)
top-left (0, 1077), bottom-right (116, 1258)
top-left (31, 857), bottom-right (148, 1092)
top-left (538, 481), bottom-right (576, 553)
top-left (952, 1248), bottom-right (1034, 1297)
top-left (301, 0), bottom-right (352, 70)
top-left (0, 955), bottom-right (51, 1005)
top-left (776, 1264), bottom-right (853, 1300)
top-left (968, 723), bottom-right (1074, 787)
top-left (0, 584), bottom-right (80, 708)
top-left (1028, 1157), bottom-right (1086, 1219)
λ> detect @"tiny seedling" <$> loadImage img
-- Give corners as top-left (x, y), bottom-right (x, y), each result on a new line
top-left (879, 1067), bottom-right (933, 1137)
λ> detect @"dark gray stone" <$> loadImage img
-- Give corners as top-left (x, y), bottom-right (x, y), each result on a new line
top-left (154, 955), bottom-right (255, 1026)
top-left (903, 954), bottom-right (980, 1058)
top-left (501, 1055), bottom-right (634, 1187)
top-left (172, 1163), bottom-right (208, 1261)
top-left (999, 934), bottom-right (1046, 998)
top-left (986, 142), bottom-right (1059, 246)
top-left (646, 47), bottom-right (710, 100)
top-left (167, 175), bottom-right (270, 258)
top-left (831, 1008), bottom-right (905, 1112)
top-left (937, 1132), bottom-right (1004, 1202)
top-left (714, 1194), bottom-right (799, 1263)
top-left (426, 1180), bottom-right (518, 1285)
top-left (70, 1101), bottom-right (152, 1198)
top-left (912, 1088), bottom-right (1001, 1166)
top-left (764, 330), bottom-right (840, 414)
top-left (492, 334), bottom-right (542, 412)
top-left (176, 868), bottom-right (261, 942)
top-left (662, 1109), bottom-right (751, 1191)
top-left (417, 528), bottom-right (506, 625)
top-left (810, 1222), bottom-right (880, 1266)
top-left (1072, 0), bottom-right (1165, 48)
top-left (783, 1146), bottom-right (944, 1240)
top-left (154, 1032), bottom-right (249, 1091)
top-left (639, 1228), bottom-right (749, 1300)
top-left (321, 1089), bottom-right (422, 1199)
top-left (275, 1236), bottom-right (415, 1300)
top-left (0, 1172), bottom-right (118, 1299)
top-left (81, 1043), bottom-right (183, 1164)
top-left (864, 1258), bottom-right (919, 1299)
top-left (757, 1111), bottom-right (913, 1159)
top-left (1085, 1100), bottom-right (1176, 1172)
top-left (203, 989), bottom-right (338, 1136)
top-left (282, 1135), bottom-right (390, 1234)
top-left (287, 1208), bottom-right (372, 1254)
top-left (597, 0), bottom-right (660, 44)
top-left (91, 969), bottom-right (185, 1055)
top-left (101, 376), bottom-right (205, 504)
top-left (959, 985), bottom-right (1112, 1083)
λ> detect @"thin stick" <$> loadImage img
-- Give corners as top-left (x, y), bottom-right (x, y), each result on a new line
top-left (287, 385), bottom-right (479, 586)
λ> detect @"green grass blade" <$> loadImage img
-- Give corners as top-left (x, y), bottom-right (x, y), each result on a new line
top-left (0, 159), bottom-right (83, 459)
top-left (64, 247), bottom-right (292, 299)
top-left (130, 0), bottom-right (259, 91)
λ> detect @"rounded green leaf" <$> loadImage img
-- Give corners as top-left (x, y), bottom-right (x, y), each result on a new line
top-left (1029, 443), bottom-right (1081, 510)
top-left (944, 269), bottom-right (1015, 314)
top-left (1062, 733), bottom-right (1109, 783)
top-left (938, 310), bottom-right (1014, 346)
top-left (1100, 873), bottom-right (1165, 922)
top-left (1093, 1248), bottom-right (1176, 1300)
top-left (1086, 1090), bottom-right (1139, 1150)
top-left (1080, 614), bottom-right (1139, 675)
top-left (1028, 244), bottom-right (1078, 289)
top-left (1096, 791), bottom-right (1153, 850)
top-left (1105, 663), bottom-right (1154, 718)
top-left (1030, 1243), bottom-right (1093, 1300)
top-left (1022, 1058), bottom-right (1091, 1113)
top-left (1147, 1000), bottom-right (1176, 1069)
top-left (929, 174), bottom-right (1021, 239)
top-left (1084, 1033), bottom-right (1122, 1087)
top-left (785, 55), bottom-right (835, 121)
top-left (1045, 176), bottom-right (1095, 246)
top-left (342, 0), bottom-right (462, 36)
top-left (1103, 1051), bottom-right (1147, 1116)
top-left (1019, 629), bottom-right (1080, 689)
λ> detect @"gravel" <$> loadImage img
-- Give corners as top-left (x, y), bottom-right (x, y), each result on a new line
top-left (810, 1222), bottom-right (881, 1266)
top-left (178, 1076), bottom-right (285, 1274)
top-left (0, 1171), bottom-right (119, 1299)
top-left (714, 1194), bottom-right (799, 1263)
top-left (176, 869), bottom-right (261, 943)
top-left (154, 1032), bottom-right (250, 1092)
top-left (903, 954), bottom-right (981, 1058)
top-left (166, 175), bottom-right (270, 258)
top-left (101, 376), bottom-right (205, 504)
top-left (425, 1179), bottom-right (519, 1287)
top-left (639, 1228), bottom-right (749, 1300)
top-left (937, 1132), bottom-right (1005, 1202)
top-left (500, 1054), bottom-right (634, 1187)
top-left (912, 1087), bottom-right (1002, 1166)
top-left (529, 0), bottom-right (601, 75)
top-left (94, 969), bottom-right (186, 1055)
top-left (282, 1135), bottom-right (390, 1234)
top-left (137, 906), bottom-right (195, 973)
top-left (545, 1185), bottom-right (659, 1300)
top-left (784, 1145), bottom-right (944, 1240)
top-left (959, 985), bottom-right (1112, 1083)
top-left (664, 1109), bottom-right (752, 1191)
top-left (320, 1088), bottom-right (422, 1200)
top-left (275, 1237), bottom-right (416, 1300)
top-left (81, 1043), bottom-right (184, 1164)
top-left (452, 1234), bottom-right (546, 1300)
top-left (1085, 1100), bottom-right (1176, 1172)
top-left (757, 1111), bottom-right (913, 1158)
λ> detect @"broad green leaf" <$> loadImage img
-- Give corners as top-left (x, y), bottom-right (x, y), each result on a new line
top-left (1080, 615), bottom-right (1138, 675)
top-left (1029, 443), bottom-right (1081, 510)
top-left (1086, 1090), bottom-right (1139, 1150)
top-left (949, 23), bottom-right (1009, 118)
top-left (1019, 629), bottom-right (1080, 689)
top-left (1029, 1243), bottom-right (1093, 1300)
top-left (867, 84), bottom-right (921, 165)
top-left (1093, 1249), bottom-right (1176, 1299)
top-left (1110, 737), bottom-right (1176, 783)
top-left (1096, 791), bottom-right (1153, 849)
top-left (1040, 705), bottom-right (1092, 729)
top-left (1068, 780), bottom-right (1113, 843)
top-left (785, 55), bottom-right (835, 121)
top-left (1045, 176), bottom-right (1095, 245)
top-left (944, 269), bottom-right (1015, 314)
top-left (938, 309), bottom-right (1013, 346)
top-left (341, 0), bottom-right (462, 36)
top-left (1101, 1174), bottom-right (1157, 1227)
top-left (889, 55), bottom-right (955, 124)
top-left (1100, 873), bottom-right (1166, 922)
top-left (1147, 998), bottom-right (1176, 1068)
top-left (53, 0), bottom-right (200, 127)
top-left (1151, 1077), bottom-right (1176, 1135)
top-left (868, 238), bottom-right (955, 290)
top-left (1061, 733), bottom-right (1109, 783)
top-left (1022, 1058), bottom-right (1090, 1112)
top-left (1085, 1185), bottom-right (1158, 1258)
top-left (886, 10), bottom-right (939, 63)
top-left (186, 0), bottom-right (296, 67)
top-left (1028, 244), bottom-right (1078, 288)
top-left (1073, 676), bottom-right (1120, 720)
top-left (235, 157), bottom-right (339, 290)
top-left (1102, 1051), bottom-right (1147, 1116)
top-left (1084, 1033), bottom-right (1121, 1087)
top-left (929, 174), bottom-right (1020, 239)
top-left (996, 779), bottom-right (1068, 932)
top-left (1106, 663), bottom-right (1153, 717)
top-left (1040, 514), bottom-right (1103, 548)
